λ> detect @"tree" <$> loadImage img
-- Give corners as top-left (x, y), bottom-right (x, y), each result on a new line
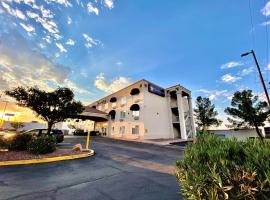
top-left (225, 90), bottom-right (270, 140)
top-left (5, 87), bottom-right (84, 135)
top-left (10, 122), bottom-right (24, 130)
top-left (194, 96), bottom-right (222, 131)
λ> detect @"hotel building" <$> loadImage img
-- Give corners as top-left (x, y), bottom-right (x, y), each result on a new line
top-left (89, 79), bottom-right (195, 140)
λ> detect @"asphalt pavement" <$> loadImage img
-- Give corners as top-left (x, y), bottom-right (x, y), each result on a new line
top-left (0, 136), bottom-right (184, 200)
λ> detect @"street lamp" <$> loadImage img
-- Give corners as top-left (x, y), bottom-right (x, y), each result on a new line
top-left (241, 50), bottom-right (270, 106)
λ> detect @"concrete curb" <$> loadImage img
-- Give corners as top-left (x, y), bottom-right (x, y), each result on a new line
top-left (0, 149), bottom-right (95, 166)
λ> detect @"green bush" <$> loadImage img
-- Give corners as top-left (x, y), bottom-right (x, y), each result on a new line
top-left (175, 133), bottom-right (270, 200)
top-left (27, 135), bottom-right (56, 154)
top-left (9, 133), bottom-right (33, 151)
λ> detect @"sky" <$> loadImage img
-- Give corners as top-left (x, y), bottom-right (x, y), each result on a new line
top-left (0, 0), bottom-right (270, 123)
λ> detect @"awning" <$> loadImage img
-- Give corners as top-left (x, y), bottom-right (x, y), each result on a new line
top-left (73, 106), bottom-right (108, 122)
top-left (130, 104), bottom-right (140, 111)
top-left (110, 97), bottom-right (117, 102)
top-left (130, 88), bottom-right (140, 95)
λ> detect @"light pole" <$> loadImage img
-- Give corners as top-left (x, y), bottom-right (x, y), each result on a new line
top-left (0, 101), bottom-right (8, 129)
top-left (241, 50), bottom-right (270, 106)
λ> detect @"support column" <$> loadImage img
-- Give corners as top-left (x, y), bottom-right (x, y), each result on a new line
top-left (166, 94), bottom-right (174, 138)
top-left (188, 96), bottom-right (196, 138)
top-left (177, 91), bottom-right (187, 140)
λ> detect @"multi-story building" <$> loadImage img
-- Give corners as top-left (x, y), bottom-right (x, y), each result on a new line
top-left (89, 79), bottom-right (195, 140)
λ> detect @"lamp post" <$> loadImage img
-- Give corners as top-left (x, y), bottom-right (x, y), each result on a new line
top-left (241, 50), bottom-right (270, 106)
top-left (0, 101), bottom-right (8, 129)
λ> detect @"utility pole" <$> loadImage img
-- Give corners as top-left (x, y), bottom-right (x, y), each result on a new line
top-left (241, 50), bottom-right (270, 106)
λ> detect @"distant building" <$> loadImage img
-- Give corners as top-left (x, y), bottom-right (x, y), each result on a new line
top-left (89, 79), bottom-right (196, 140)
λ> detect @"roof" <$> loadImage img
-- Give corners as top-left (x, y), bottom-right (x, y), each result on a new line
top-left (83, 106), bottom-right (108, 115)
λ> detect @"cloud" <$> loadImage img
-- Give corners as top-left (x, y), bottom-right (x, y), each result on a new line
top-left (67, 16), bottom-right (72, 24)
top-left (221, 74), bottom-right (241, 83)
top-left (26, 10), bottom-right (39, 19)
top-left (20, 23), bottom-right (35, 32)
top-left (239, 67), bottom-right (254, 76)
top-left (196, 89), bottom-right (231, 101)
top-left (1, 2), bottom-right (27, 20)
top-left (80, 69), bottom-right (88, 78)
top-left (56, 43), bottom-right (67, 53)
top-left (0, 31), bottom-right (70, 91)
top-left (94, 73), bottom-right (132, 93)
top-left (82, 33), bottom-right (101, 48)
top-left (45, 0), bottom-right (72, 7)
top-left (87, 3), bottom-right (99, 15)
top-left (265, 64), bottom-right (270, 70)
top-left (116, 61), bottom-right (123, 65)
top-left (220, 61), bottom-right (243, 69)
top-left (262, 1), bottom-right (270, 16)
top-left (66, 38), bottom-right (75, 45)
top-left (104, 0), bottom-right (114, 9)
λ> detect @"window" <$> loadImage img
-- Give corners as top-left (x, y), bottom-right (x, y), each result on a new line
top-left (132, 111), bottom-right (139, 119)
top-left (132, 125), bottom-right (139, 134)
top-left (265, 127), bottom-right (270, 136)
top-left (121, 97), bottom-right (127, 105)
top-left (120, 111), bottom-right (126, 119)
top-left (119, 126), bottom-right (125, 134)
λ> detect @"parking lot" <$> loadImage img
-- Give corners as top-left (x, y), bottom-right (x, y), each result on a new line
top-left (0, 136), bottom-right (184, 200)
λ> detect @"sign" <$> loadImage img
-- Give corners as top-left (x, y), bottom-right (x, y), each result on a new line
top-left (148, 83), bottom-right (165, 97)
top-left (4, 113), bottom-right (15, 117)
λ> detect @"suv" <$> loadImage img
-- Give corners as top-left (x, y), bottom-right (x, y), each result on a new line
top-left (24, 129), bottom-right (64, 143)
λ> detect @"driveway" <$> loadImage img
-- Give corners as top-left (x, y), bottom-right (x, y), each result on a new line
top-left (0, 136), bottom-right (184, 200)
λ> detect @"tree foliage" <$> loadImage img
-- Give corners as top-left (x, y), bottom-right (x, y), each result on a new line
top-left (5, 87), bottom-right (84, 135)
top-left (194, 96), bottom-right (222, 131)
top-left (225, 90), bottom-right (270, 140)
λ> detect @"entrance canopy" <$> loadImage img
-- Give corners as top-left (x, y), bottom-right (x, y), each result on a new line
top-left (73, 106), bottom-right (108, 122)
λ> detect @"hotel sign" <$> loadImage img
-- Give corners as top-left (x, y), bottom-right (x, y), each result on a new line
top-left (148, 83), bottom-right (165, 97)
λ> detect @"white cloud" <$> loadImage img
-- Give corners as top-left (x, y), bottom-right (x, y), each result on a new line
top-left (45, 0), bottom-right (72, 7)
top-left (66, 38), bottom-right (75, 46)
top-left (1, 2), bottom-right (27, 20)
top-left (116, 61), bottom-right (123, 65)
top-left (80, 69), bottom-right (88, 78)
top-left (26, 10), bottom-right (39, 19)
top-left (239, 67), bottom-right (254, 76)
top-left (262, 1), bottom-right (270, 16)
top-left (94, 73), bottom-right (132, 93)
top-left (67, 16), bottom-right (72, 24)
top-left (20, 22), bottom-right (35, 32)
top-left (56, 43), bottom-right (67, 53)
top-left (221, 74), bottom-right (241, 83)
top-left (265, 63), bottom-right (270, 70)
top-left (220, 61), bottom-right (243, 69)
top-left (196, 89), bottom-right (231, 101)
top-left (261, 21), bottom-right (270, 26)
top-left (104, 0), bottom-right (114, 9)
top-left (82, 33), bottom-right (100, 48)
top-left (87, 3), bottom-right (99, 15)
top-left (0, 31), bottom-right (70, 91)
top-left (40, 5), bottom-right (54, 18)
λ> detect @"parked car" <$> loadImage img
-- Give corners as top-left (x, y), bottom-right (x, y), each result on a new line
top-left (23, 129), bottom-right (64, 143)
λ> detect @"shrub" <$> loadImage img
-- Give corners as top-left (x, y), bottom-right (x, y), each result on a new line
top-left (9, 133), bottom-right (33, 151)
top-left (175, 133), bottom-right (270, 200)
top-left (27, 135), bottom-right (56, 154)
top-left (0, 137), bottom-right (10, 149)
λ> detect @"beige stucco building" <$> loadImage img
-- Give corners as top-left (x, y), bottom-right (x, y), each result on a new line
top-left (89, 79), bottom-right (195, 141)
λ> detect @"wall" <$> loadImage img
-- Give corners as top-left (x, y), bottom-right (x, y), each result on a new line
top-left (209, 129), bottom-right (259, 140)
top-left (143, 90), bottom-right (172, 139)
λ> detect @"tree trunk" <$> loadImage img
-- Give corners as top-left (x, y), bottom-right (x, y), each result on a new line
top-left (47, 121), bottom-right (54, 136)
top-left (255, 125), bottom-right (264, 141)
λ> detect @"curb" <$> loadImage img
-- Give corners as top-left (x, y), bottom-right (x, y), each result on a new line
top-left (0, 149), bottom-right (95, 166)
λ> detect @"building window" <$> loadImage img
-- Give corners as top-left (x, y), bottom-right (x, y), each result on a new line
top-left (265, 127), bottom-right (270, 136)
top-left (121, 97), bottom-right (127, 105)
top-left (119, 126), bottom-right (125, 134)
top-left (132, 111), bottom-right (139, 119)
top-left (109, 110), bottom-right (116, 120)
top-left (132, 125), bottom-right (139, 135)
top-left (120, 111), bottom-right (126, 119)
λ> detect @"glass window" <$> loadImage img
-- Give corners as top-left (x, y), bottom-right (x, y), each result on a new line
top-left (132, 125), bottom-right (139, 134)
top-left (121, 97), bottom-right (127, 105)
top-left (120, 111), bottom-right (126, 119)
top-left (119, 126), bottom-right (125, 134)
top-left (132, 111), bottom-right (139, 119)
